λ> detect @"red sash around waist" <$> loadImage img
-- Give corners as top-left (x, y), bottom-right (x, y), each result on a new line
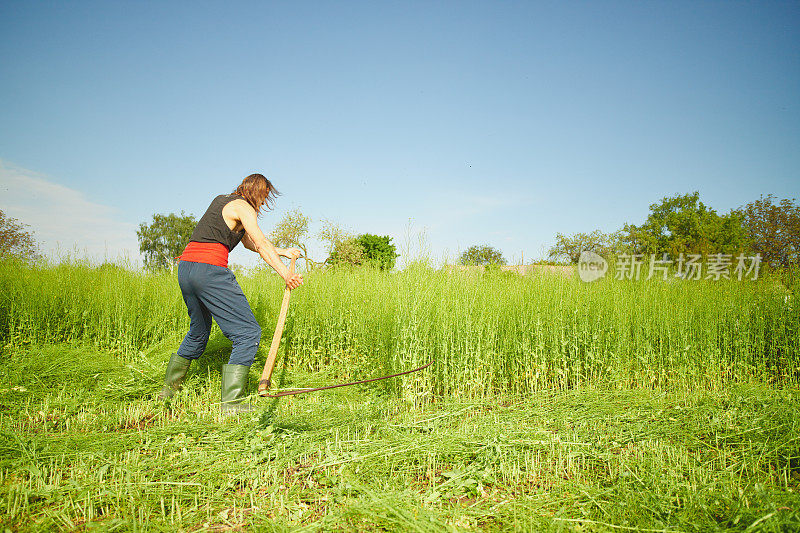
top-left (179, 242), bottom-right (229, 268)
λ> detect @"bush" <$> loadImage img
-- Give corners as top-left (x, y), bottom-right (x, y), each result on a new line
top-left (356, 234), bottom-right (398, 270)
top-left (459, 244), bottom-right (506, 266)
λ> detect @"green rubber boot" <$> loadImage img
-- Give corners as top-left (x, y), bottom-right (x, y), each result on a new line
top-left (221, 364), bottom-right (254, 416)
top-left (158, 354), bottom-right (192, 400)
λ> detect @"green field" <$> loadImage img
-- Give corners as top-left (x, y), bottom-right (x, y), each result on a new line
top-left (1, 261), bottom-right (799, 531)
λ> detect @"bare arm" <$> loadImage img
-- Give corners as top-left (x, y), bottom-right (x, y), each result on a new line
top-left (241, 232), bottom-right (258, 252)
top-left (242, 232), bottom-right (267, 253)
top-left (233, 201), bottom-right (303, 289)
top-left (243, 233), bottom-right (296, 257)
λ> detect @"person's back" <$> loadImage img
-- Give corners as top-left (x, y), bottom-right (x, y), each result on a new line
top-left (189, 194), bottom-right (246, 251)
top-left (180, 194), bottom-right (246, 267)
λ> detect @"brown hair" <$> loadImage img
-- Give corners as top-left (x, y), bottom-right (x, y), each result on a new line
top-left (234, 173), bottom-right (279, 216)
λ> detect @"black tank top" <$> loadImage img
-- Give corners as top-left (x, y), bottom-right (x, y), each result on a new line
top-left (189, 194), bottom-right (246, 251)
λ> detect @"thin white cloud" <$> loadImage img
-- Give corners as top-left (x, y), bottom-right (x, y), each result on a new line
top-left (0, 161), bottom-right (139, 264)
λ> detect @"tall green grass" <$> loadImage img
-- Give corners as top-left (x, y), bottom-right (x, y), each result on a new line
top-left (1, 261), bottom-right (799, 531)
top-left (1, 344), bottom-right (798, 531)
top-left (0, 259), bottom-right (797, 399)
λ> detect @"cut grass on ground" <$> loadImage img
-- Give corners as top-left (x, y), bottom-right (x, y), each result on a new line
top-left (1, 344), bottom-right (799, 532)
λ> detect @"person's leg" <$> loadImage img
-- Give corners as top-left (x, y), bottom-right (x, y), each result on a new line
top-left (194, 267), bottom-right (261, 367)
top-left (177, 263), bottom-right (214, 360)
top-left (160, 261), bottom-right (212, 399)
top-left (194, 265), bottom-right (261, 414)
top-left (159, 354), bottom-right (192, 399)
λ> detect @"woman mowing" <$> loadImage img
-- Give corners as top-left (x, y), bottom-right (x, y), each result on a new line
top-left (158, 173), bottom-right (304, 415)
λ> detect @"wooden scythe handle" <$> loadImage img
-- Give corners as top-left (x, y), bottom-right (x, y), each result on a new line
top-left (258, 257), bottom-right (296, 396)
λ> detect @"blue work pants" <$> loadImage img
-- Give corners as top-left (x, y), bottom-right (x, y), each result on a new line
top-left (175, 261), bottom-right (261, 366)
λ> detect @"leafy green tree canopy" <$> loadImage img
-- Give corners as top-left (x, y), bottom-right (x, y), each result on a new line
top-left (737, 194), bottom-right (799, 270)
top-left (622, 192), bottom-right (749, 257)
top-left (137, 211), bottom-right (196, 272)
top-left (356, 234), bottom-right (398, 270)
top-left (459, 244), bottom-right (506, 266)
top-left (549, 230), bottom-right (623, 264)
top-left (318, 220), bottom-right (364, 267)
top-left (0, 209), bottom-right (39, 261)
top-left (269, 208), bottom-right (322, 268)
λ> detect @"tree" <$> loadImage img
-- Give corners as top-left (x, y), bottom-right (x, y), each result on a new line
top-left (0, 209), bottom-right (39, 261)
top-left (318, 220), bottom-right (364, 267)
top-left (137, 212), bottom-right (196, 272)
top-left (459, 244), bottom-right (506, 266)
top-left (356, 234), bottom-right (398, 270)
top-left (622, 192), bottom-right (749, 258)
top-left (548, 230), bottom-right (623, 264)
top-left (269, 208), bottom-right (322, 268)
top-left (737, 195), bottom-right (800, 272)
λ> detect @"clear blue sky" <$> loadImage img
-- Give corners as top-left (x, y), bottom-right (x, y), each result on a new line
top-left (1, 1), bottom-right (798, 267)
